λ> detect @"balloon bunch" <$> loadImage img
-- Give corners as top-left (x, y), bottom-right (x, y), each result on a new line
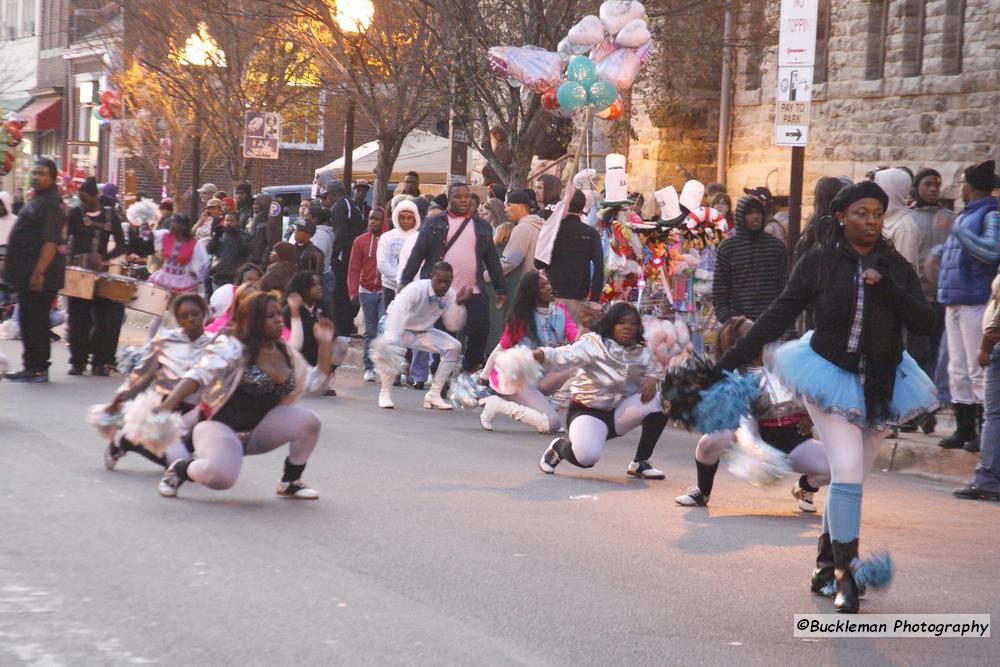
top-left (97, 90), bottom-right (122, 120)
top-left (0, 114), bottom-right (26, 176)
top-left (644, 317), bottom-right (690, 368)
top-left (490, 1), bottom-right (652, 119)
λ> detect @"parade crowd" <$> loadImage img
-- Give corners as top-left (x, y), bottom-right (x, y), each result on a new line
top-left (2, 155), bottom-right (999, 616)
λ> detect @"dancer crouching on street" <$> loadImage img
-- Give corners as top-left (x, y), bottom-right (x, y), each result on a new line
top-left (155, 290), bottom-right (335, 499)
top-left (479, 271), bottom-right (576, 433)
top-left (103, 294), bottom-right (212, 470)
top-left (675, 316), bottom-right (831, 512)
top-left (535, 302), bottom-right (668, 480)
top-left (375, 261), bottom-right (470, 409)
top-left (715, 181), bottom-right (937, 613)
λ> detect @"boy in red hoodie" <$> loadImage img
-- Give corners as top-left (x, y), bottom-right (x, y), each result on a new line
top-left (348, 207), bottom-right (389, 382)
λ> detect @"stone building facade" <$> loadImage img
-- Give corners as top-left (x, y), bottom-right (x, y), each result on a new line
top-left (727, 0), bottom-right (999, 207)
top-left (629, 0), bottom-right (999, 214)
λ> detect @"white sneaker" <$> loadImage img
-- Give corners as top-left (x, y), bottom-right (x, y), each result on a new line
top-left (792, 479), bottom-right (817, 513)
top-left (276, 479), bottom-right (319, 500)
top-left (378, 389), bottom-right (394, 409)
top-left (423, 391), bottom-right (453, 410)
top-left (363, 370), bottom-right (376, 383)
top-left (158, 460), bottom-right (184, 498)
top-left (627, 460), bottom-right (666, 480)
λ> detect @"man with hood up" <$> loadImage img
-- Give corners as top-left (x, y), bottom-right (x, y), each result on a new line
top-left (873, 168), bottom-right (921, 267)
top-left (712, 195), bottom-right (789, 324)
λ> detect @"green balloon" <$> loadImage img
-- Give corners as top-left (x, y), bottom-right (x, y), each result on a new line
top-left (587, 80), bottom-right (618, 109)
top-left (565, 55), bottom-right (596, 88)
top-left (556, 81), bottom-right (588, 110)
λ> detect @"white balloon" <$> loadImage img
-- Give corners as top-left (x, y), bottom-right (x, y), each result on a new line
top-left (599, 0), bottom-right (646, 36)
top-left (614, 18), bottom-right (651, 48)
top-left (558, 37), bottom-right (591, 56)
top-left (567, 15), bottom-right (606, 47)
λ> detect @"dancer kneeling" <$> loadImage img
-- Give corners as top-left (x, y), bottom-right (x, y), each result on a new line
top-left (479, 271), bottom-right (577, 433)
top-left (675, 317), bottom-right (831, 511)
top-left (155, 290), bottom-right (335, 499)
top-left (714, 181), bottom-right (937, 613)
top-left (535, 303), bottom-right (668, 480)
top-left (104, 294), bottom-right (212, 470)
top-left (375, 261), bottom-right (471, 410)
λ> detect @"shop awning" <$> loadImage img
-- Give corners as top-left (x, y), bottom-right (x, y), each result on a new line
top-left (20, 98), bottom-right (62, 133)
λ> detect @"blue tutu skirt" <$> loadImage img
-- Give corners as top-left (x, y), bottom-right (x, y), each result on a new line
top-left (772, 331), bottom-right (938, 430)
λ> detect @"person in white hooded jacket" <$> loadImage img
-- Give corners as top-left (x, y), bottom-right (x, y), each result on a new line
top-left (873, 168), bottom-right (921, 267)
top-left (377, 198), bottom-right (421, 306)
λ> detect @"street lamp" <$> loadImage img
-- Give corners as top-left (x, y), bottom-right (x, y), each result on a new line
top-left (178, 22), bottom-right (226, 219)
top-left (335, 0), bottom-right (374, 190)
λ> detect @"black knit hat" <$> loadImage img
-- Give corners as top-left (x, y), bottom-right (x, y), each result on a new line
top-left (506, 190), bottom-right (532, 206)
top-left (830, 180), bottom-right (889, 215)
top-left (79, 177), bottom-right (99, 196)
top-left (963, 160), bottom-right (1000, 192)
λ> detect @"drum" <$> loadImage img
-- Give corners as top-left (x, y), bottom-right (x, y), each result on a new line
top-left (95, 274), bottom-right (139, 303)
top-left (129, 282), bottom-right (171, 315)
top-left (60, 266), bottom-right (99, 300)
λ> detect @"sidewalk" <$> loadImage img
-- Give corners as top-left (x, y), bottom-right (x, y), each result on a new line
top-left (874, 408), bottom-right (979, 485)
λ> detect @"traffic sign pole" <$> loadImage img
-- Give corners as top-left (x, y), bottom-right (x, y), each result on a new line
top-left (788, 146), bottom-right (805, 253)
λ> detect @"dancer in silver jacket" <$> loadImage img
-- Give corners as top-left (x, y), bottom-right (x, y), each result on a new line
top-left (103, 294), bottom-right (212, 470)
top-left (155, 290), bottom-right (334, 499)
top-left (535, 303), bottom-right (670, 480)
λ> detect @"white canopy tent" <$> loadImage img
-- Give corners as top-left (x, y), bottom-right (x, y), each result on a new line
top-left (314, 129), bottom-right (473, 185)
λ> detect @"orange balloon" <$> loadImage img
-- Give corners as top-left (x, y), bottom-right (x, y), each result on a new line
top-left (596, 98), bottom-right (625, 120)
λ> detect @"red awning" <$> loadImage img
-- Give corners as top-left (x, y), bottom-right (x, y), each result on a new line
top-left (20, 98), bottom-right (62, 133)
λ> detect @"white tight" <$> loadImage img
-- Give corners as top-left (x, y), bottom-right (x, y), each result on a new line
top-left (186, 405), bottom-right (320, 490)
top-left (695, 429), bottom-right (831, 487)
top-left (804, 401), bottom-right (885, 484)
top-left (399, 329), bottom-right (461, 363)
top-left (567, 391), bottom-right (662, 467)
top-left (503, 370), bottom-right (573, 433)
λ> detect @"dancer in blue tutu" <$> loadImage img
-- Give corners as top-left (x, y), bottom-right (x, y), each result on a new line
top-left (715, 180), bottom-right (937, 613)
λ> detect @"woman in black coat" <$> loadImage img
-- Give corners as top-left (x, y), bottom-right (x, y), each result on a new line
top-left (716, 181), bottom-right (937, 613)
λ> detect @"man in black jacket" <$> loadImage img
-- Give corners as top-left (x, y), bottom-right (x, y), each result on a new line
top-left (534, 189), bottom-right (603, 329)
top-left (66, 177), bottom-right (127, 376)
top-left (247, 193), bottom-right (277, 267)
top-left (401, 181), bottom-right (506, 372)
top-left (208, 210), bottom-right (251, 291)
top-left (292, 219), bottom-right (325, 277)
top-left (3, 159), bottom-right (66, 382)
top-left (235, 182), bottom-right (254, 228)
top-left (713, 195), bottom-right (789, 324)
top-left (326, 180), bottom-right (365, 335)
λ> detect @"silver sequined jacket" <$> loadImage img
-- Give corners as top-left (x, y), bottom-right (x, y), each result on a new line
top-left (114, 328), bottom-right (213, 402)
top-left (182, 333), bottom-right (331, 417)
top-left (541, 332), bottom-right (664, 410)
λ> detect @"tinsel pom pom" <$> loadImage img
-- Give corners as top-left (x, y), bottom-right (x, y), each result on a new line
top-left (659, 352), bottom-right (715, 428)
top-left (371, 337), bottom-right (406, 377)
top-left (87, 404), bottom-right (125, 439)
top-left (693, 370), bottom-right (760, 434)
top-left (722, 417), bottom-right (792, 488)
top-left (853, 551), bottom-right (894, 592)
top-left (116, 345), bottom-right (146, 376)
top-left (122, 390), bottom-right (183, 456)
top-left (448, 372), bottom-right (490, 409)
top-left (494, 347), bottom-right (542, 395)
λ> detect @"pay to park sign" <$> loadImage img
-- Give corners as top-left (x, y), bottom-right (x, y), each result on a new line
top-left (243, 111), bottom-right (281, 160)
top-left (774, 0), bottom-right (818, 147)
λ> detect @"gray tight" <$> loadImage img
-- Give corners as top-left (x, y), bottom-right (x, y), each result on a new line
top-left (186, 405), bottom-right (320, 490)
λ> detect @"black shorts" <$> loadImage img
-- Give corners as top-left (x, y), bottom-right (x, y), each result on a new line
top-left (567, 401), bottom-right (620, 439)
top-left (759, 423), bottom-right (809, 454)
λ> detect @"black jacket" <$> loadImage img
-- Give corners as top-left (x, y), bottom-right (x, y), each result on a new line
top-left (329, 197), bottom-right (364, 270)
top-left (296, 242), bottom-right (325, 276)
top-left (534, 214), bottom-right (603, 301)
top-left (399, 212), bottom-right (506, 295)
top-left (718, 241), bottom-right (934, 422)
top-left (3, 187), bottom-right (66, 291)
top-left (67, 206), bottom-right (126, 263)
top-left (248, 211), bottom-right (280, 267)
top-left (713, 197), bottom-right (788, 322)
top-left (125, 224), bottom-right (156, 258)
top-left (208, 226), bottom-right (251, 281)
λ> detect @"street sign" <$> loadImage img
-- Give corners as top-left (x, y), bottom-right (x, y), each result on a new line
top-left (777, 66), bottom-right (813, 102)
top-left (774, 100), bottom-right (811, 147)
top-left (243, 111), bottom-right (281, 160)
top-left (778, 0), bottom-right (819, 67)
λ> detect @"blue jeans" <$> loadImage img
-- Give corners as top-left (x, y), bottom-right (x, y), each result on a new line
top-left (409, 351), bottom-right (429, 382)
top-left (973, 346), bottom-right (1000, 492)
top-left (359, 291), bottom-right (384, 371)
top-left (321, 271), bottom-right (335, 307)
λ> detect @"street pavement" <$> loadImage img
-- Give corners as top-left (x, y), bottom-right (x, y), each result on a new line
top-left (1, 337), bottom-right (998, 666)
